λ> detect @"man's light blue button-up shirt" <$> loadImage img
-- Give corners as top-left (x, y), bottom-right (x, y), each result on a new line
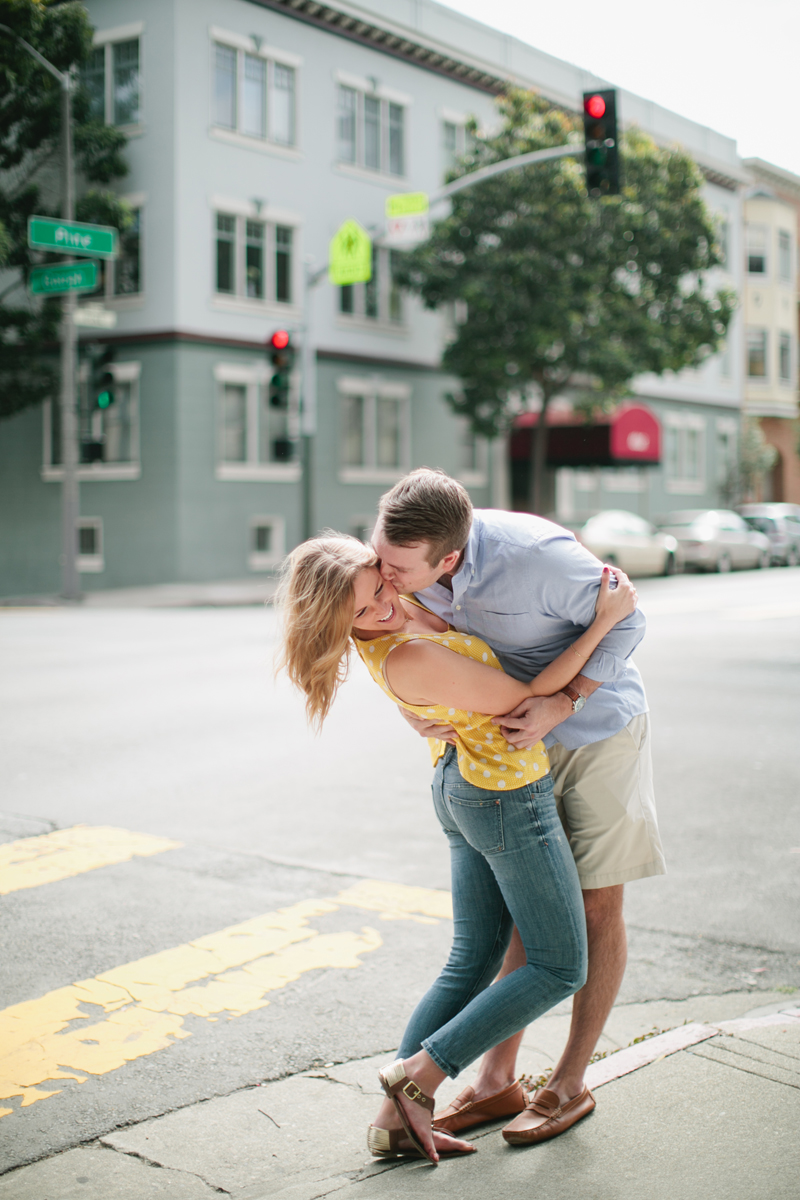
top-left (415, 509), bottom-right (648, 751)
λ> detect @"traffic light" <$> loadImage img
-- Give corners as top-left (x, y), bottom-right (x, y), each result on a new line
top-left (267, 329), bottom-right (294, 409)
top-left (583, 89), bottom-right (620, 197)
top-left (90, 345), bottom-right (116, 410)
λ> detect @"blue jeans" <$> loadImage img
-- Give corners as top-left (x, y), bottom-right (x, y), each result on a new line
top-left (397, 747), bottom-right (587, 1078)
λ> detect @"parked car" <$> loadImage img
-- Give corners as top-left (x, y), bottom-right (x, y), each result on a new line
top-left (570, 510), bottom-right (679, 577)
top-left (736, 503), bottom-right (800, 567)
top-left (656, 509), bottom-right (771, 573)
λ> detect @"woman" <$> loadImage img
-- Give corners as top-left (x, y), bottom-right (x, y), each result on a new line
top-left (278, 535), bottom-right (637, 1165)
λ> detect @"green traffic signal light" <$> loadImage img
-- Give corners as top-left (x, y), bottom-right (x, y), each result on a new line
top-left (97, 390), bottom-right (113, 409)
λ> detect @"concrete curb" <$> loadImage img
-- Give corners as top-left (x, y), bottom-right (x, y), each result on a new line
top-left (585, 1005), bottom-right (800, 1089)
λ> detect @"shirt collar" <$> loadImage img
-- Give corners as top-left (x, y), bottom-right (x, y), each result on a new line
top-left (449, 516), bottom-right (480, 598)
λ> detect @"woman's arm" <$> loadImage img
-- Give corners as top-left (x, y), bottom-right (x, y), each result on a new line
top-left (384, 567), bottom-right (636, 712)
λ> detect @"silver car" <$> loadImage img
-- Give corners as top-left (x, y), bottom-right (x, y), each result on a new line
top-left (572, 510), bottom-right (679, 577)
top-left (736, 504), bottom-right (800, 567)
top-left (657, 509), bottom-right (771, 573)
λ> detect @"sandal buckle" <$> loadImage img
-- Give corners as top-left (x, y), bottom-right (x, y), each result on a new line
top-left (402, 1080), bottom-right (424, 1103)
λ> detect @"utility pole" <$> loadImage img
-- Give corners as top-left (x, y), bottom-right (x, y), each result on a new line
top-left (299, 261), bottom-right (328, 541)
top-left (0, 26), bottom-right (79, 599)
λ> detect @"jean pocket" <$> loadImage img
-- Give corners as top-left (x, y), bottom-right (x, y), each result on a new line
top-left (447, 789), bottom-right (504, 854)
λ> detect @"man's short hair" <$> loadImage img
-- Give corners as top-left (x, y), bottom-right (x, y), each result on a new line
top-left (377, 468), bottom-right (473, 566)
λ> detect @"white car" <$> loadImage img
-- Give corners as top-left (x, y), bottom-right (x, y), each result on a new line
top-left (571, 510), bottom-right (679, 577)
top-left (657, 509), bottom-right (772, 573)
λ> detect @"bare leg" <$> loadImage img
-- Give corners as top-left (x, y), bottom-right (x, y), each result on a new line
top-left (546, 884), bottom-right (626, 1104)
top-left (372, 1049), bottom-right (475, 1162)
top-left (467, 885), bottom-right (627, 1105)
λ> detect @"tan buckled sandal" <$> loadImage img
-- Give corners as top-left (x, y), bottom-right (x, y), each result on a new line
top-left (378, 1059), bottom-right (437, 1164)
top-left (367, 1124), bottom-right (425, 1159)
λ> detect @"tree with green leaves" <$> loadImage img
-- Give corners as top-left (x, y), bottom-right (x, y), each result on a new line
top-left (0, 0), bottom-right (131, 421)
top-left (396, 89), bottom-right (736, 512)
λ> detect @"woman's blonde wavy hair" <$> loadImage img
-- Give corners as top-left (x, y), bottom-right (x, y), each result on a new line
top-left (276, 533), bottom-right (378, 729)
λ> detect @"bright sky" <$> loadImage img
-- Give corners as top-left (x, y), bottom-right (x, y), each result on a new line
top-left (440, 0), bottom-right (800, 178)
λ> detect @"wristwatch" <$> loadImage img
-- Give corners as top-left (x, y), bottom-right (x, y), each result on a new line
top-left (560, 683), bottom-right (586, 714)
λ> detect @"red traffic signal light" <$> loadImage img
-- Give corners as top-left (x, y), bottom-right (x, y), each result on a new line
top-left (584, 94), bottom-right (606, 120)
top-left (270, 329), bottom-right (290, 350)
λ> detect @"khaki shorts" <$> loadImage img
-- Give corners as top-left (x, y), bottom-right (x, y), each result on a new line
top-left (547, 713), bottom-right (666, 890)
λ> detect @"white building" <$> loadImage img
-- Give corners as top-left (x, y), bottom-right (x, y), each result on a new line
top-left (0, 0), bottom-right (750, 593)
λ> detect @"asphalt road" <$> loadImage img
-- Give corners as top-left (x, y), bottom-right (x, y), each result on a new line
top-left (1, 566), bottom-right (799, 1173)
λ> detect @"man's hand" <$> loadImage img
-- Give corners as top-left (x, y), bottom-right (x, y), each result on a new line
top-left (398, 706), bottom-right (457, 744)
top-left (492, 694), bottom-right (571, 749)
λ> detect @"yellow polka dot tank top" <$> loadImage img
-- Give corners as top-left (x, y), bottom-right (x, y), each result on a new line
top-left (354, 620), bottom-right (550, 790)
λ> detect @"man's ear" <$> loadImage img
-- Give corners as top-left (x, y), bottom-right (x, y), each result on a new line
top-left (437, 548), bottom-right (462, 574)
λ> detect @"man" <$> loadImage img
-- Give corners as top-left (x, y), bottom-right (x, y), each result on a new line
top-left (371, 468), bottom-right (665, 1145)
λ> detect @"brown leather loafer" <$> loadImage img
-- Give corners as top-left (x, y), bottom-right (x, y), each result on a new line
top-left (433, 1081), bottom-right (526, 1134)
top-left (501, 1084), bottom-right (595, 1145)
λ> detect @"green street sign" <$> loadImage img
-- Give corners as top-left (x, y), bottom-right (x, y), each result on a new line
top-left (329, 220), bottom-right (372, 286)
top-left (386, 192), bottom-right (428, 218)
top-left (29, 261), bottom-right (99, 295)
top-left (28, 216), bottom-right (118, 259)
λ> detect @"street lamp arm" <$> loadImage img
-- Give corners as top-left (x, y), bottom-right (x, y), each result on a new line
top-left (430, 142), bottom-right (582, 205)
top-left (0, 23), bottom-right (69, 87)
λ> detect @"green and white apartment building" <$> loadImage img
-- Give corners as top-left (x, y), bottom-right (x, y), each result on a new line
top-left (0, 0), bottom-right (772, 594)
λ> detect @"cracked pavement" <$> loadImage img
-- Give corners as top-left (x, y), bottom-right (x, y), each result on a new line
top-left (1, 569), bottom-right (798, 1196)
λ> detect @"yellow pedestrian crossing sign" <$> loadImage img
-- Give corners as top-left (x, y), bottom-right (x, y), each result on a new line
top-left (329, 220), bottom-right (372, 286)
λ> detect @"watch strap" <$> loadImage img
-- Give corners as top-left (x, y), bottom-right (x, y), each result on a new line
top-left (561, 683), bottom-right (581, 703)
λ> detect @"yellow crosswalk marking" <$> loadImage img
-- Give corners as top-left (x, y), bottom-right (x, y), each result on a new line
top-left (0, 879), bottom-right (450, 1120)
top-left (0, 826), bottom-right (183, 896)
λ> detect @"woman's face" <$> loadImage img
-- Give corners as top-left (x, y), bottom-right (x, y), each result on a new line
top-left (351, 566), bottom-right (406, 636)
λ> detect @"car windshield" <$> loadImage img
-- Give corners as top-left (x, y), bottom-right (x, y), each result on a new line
top-left (659, 511), bottom-right (707, 528)
top-left (744, 516), bottom-right (777, 534)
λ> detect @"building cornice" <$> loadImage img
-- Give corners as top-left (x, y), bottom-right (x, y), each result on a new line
top-left (245, 0), bottom-right (506, 93)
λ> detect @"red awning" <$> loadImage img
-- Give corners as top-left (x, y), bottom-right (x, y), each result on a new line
top-left (511, 403), bottom-right (661, 466)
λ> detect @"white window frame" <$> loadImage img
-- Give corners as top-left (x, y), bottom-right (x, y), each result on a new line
top-left (440, 108), bottom-right (470, 177)
top-left (334, 74), bottom-right (409, 180)
top-left (664, 411), bottom-right (706, 495)
top-left (715, 417), bottom-right (738, 487)
top-left (747, 327), bottom-right (769, 382)
top-left (214, 362), bottom-right (300, 482)
top-left (337, 375), bottom-right (411, 484)
top-left (211, 200), bottom-right (301, 317)
top-left (88, 25), bottom-right (144, 132)
top-left (210, 29), bottom-right (301, 156)
top-left (349, 515), bottom-right (377, 543)
top-left (77, 517), bottom-right (104, 573)
top-left (454, 416), bottom-right (488, 487)
top-left (249, 515), bottom-right (286, 571)
top-left (745, 223), bottom-right (769, 277)
top-left (337, 245), bottom-right (405, 332)
top-left (778, 229), bottom-right (792, 284)
top-left (42, 361), bottom-right (141, 482)
top-left (779, 331), bottom-right (793, 384)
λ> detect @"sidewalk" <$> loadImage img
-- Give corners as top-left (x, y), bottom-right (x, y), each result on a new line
top-left (0, 578), bottom-right (280, 609)
top-left (2, 992), bottom-right (798, 1200)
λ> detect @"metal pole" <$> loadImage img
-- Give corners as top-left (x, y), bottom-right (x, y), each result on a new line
top-left (429, 142), bottom-right (582, 206)
top-left (59, 75), bottom-right (80, 600)
top-left (300, 267), bottom-right (314, 540)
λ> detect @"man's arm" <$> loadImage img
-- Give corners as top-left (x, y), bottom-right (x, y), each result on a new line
top-left (495, 550), bottom-right (642, 749)
top-left (495, 672), bottom-right (601, 749)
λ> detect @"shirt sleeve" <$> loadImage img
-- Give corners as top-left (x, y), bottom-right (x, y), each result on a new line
top-left (530, 531), bottom-right (646, 684)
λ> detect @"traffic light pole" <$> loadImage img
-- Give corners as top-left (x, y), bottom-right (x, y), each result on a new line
top-left (59, 76), bottom-right (80, 601)
top-left (293, 140), bottom-right (590, 543)
top-left (0, 27), bottom-right (80, 599)
top-left (299, 261), bottom-right (328, 541)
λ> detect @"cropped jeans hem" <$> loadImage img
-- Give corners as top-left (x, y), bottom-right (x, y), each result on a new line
top-left (396, 747), bottom-right (587, 1079)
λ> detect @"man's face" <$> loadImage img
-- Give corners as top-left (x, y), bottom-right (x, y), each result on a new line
top-left (372, 524), bottom-right (460, 592)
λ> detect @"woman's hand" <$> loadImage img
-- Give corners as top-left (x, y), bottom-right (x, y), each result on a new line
top-left (594, 565), bottom-right (637, 627)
